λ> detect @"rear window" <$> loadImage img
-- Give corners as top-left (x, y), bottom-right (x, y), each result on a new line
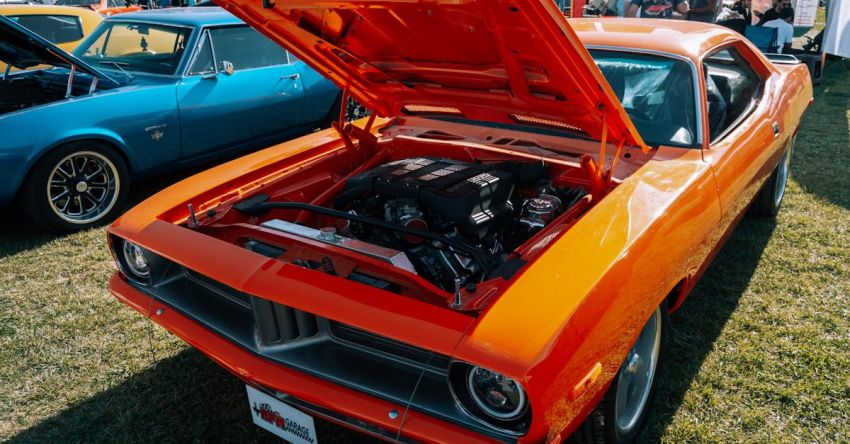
top-left (8, 15), bottom-right (84, 45)
top-left (590, 50), bottom-right (699, 148)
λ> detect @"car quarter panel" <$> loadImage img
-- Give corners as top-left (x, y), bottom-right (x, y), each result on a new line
top-left (292, 59), bottom-right (340, 124)
top-left (0, 80), bottom-right (180, 202)
top-left (450, 148), bottom-right (722, 441)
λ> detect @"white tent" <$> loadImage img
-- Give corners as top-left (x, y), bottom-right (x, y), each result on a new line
top-left (823, 0), bottom-right (850, 58)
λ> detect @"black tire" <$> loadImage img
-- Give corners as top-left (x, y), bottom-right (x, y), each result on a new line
top-left (20, 141), bottom-right (130, 233)
top-left (569, 300), bottom-right (670, 444)
top-left (751, 137), bottom-right (794, 218)
top-left (324, 94), bottom-right (370, 128)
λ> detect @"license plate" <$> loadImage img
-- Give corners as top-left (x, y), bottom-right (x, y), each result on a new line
top-left (246, 385), bottom-right (318, 444)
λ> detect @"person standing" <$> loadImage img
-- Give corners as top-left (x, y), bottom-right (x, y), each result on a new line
top-left (627, 0), bottom-right (689, 19)
top-left (763, 7), bottom-right (795, 53)
top-left (756, 0), bottom-right (792, 25)
top-left (687, 0), bottom-right (718, 22)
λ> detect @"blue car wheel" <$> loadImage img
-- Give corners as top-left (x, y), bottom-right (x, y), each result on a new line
top-left (21, 142), bottom-right (130, 233)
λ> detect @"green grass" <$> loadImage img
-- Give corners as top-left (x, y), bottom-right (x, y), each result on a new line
top-left (1, 65), bottom-right (849, 444)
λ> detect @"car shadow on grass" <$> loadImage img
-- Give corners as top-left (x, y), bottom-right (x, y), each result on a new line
top-left (790, 61), bottom-right (850, 210)
top-left (0, 168), bottom-right (197, 260)
top-left (6, 347), bottom-right (378, 443)
top-left (0, 218), bottom-right (61, 260)
top-left (638, 216), bottom-right (777, 442)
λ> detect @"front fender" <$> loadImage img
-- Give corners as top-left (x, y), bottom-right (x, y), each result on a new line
top-left (451, 148), bottom-right (722, 442)
top-left (0, 82), bottom-right (179, 203)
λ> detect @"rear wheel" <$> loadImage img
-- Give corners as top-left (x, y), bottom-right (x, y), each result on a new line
top-left (21, 142), bottom-right (129, 233)
top-left (324, 94), bottom-right (370, 127)
top-left (751, 137), bottom-right (794, 217)
top-left (569, 301), bottom-right (669, 444)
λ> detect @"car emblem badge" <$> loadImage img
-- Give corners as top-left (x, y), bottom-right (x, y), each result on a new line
top-left (145, 124), bottom-right (167, 142)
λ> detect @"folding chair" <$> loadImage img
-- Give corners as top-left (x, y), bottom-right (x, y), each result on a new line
top-left (745, 26), bottom-right (779, 53)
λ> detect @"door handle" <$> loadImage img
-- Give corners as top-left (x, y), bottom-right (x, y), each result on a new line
top-left (772, 122), bottom-right (780, 138)
top-left (281, 74), bottom-right (300, 80)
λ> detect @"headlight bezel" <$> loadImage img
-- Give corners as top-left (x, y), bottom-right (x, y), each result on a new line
top-left (122, 240), bottom-right (151, 281)
top-left (110, 235), bottom-right (169, 287)
top-left (448, 361), bottom-right (531, 432)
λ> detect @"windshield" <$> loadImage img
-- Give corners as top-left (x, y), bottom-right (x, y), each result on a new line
top-left (55, 0), bottom-right (100, 6)
top-left (589, 50), bottom-right (698, 148)
top-left (74, 22), bottom-right (191, 75)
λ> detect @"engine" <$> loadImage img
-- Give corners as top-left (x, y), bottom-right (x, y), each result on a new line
top-left (333, 158), bottom-right (586, 292)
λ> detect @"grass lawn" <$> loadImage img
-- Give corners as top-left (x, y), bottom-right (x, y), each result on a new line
top-left (2, 63), bottom-right (849, 444)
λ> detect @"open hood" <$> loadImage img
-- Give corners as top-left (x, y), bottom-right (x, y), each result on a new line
top-left (215, 0), bottom-right (647, 150)
top-left (0, 15), bottom-right (118, 85)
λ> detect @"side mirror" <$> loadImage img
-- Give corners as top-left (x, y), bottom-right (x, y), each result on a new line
top-left (219, 60), bottom-right (234, 76)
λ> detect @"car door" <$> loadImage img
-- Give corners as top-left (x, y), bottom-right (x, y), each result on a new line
top-left (175, 25), bottom-right (305, 162)
top-left (701, 44), bottom-right (783, 228)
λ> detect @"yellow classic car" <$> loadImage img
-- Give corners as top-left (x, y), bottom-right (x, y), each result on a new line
top-left (0, 4), bottom-right (102, 73)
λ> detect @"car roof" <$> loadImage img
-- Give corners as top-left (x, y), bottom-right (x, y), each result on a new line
top-left (107, 6), bottom-right (243, 28)
top-left (0, 4), bottom-right (102, 18)
top-left (571, 17), bottom-right (741, 63)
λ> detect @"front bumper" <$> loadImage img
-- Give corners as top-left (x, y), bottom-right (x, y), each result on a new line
top-left (109, 274), bottom-right (513, 443)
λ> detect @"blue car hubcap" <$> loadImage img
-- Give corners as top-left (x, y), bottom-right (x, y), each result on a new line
top-left (47, 151), bottom-right (120, 224)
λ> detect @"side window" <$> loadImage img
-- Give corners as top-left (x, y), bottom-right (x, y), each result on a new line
top-left (208, 26), bottom-right (289, 72)
top-left (703, 47), bottom-right (764, 142)
top-left (188, 32), bottom-right (215, 75)
top-left (9, 15), bottom-right (83, 44)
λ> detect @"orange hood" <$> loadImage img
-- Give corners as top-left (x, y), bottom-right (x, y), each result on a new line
top-left (215, 0), bottom-right (647, 151)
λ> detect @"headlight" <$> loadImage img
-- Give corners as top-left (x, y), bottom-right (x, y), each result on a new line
top-left (449, 362), bottom-right (530, 431)
top-left (466, 366), bottom-right (527, 420)
top-left (122, 241), bottom-right (150, 279)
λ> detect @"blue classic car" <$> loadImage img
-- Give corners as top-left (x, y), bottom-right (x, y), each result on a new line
top-left (0, 8), bottom-right (341, 232)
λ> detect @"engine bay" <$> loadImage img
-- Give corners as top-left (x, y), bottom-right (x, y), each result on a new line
top-left (0, 71), bottom-right (112, 116)
top-left (329, 157), bottom-right (586, 292)
top-left (182, 120), bottom-right (650, 311)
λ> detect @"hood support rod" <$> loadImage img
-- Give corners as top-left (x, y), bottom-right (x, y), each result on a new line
top-left (65, 64), bottom-right (76, 99)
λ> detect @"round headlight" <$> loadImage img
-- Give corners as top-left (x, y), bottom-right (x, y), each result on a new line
top-left (466, 366), bottom-right (527, 420)
top-left (121, 240), bottom-right (150, 280)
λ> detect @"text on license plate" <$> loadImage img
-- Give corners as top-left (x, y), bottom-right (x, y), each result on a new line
top-left (246, 385), bottom-right (318, 444)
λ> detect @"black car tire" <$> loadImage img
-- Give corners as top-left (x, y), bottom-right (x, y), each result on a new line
top-left (324, 94), bottom-right (370, 128)
top-left (751, 137), bottom-right (794, 218)
top-left (20, 141), bottom-right (130, 233)
top-left (569, 300), bottom-right (670, 444)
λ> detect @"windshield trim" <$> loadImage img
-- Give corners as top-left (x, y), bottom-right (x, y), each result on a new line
top-left (586, 45), bottom-right (703, 149)
top-left (75, 20), bottom-right (196, 77)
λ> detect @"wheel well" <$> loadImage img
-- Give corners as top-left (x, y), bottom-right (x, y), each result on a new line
top-left (29, 138), bottom-right (132, 179)
top-left (665, 278), bottom-right (688, 313)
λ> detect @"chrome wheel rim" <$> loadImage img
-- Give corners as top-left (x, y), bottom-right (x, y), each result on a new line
top-left (614, 307), bottom-right (662, 435)
top-left (47, 151), bottom-right (120, 224)
top-left (774, 141), bottom-right (793, 208)
top-left (345, 96), bottom-right (369, 122)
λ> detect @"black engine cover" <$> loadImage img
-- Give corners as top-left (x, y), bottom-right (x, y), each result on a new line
top-left (336, 158), bottom-right (514, 240)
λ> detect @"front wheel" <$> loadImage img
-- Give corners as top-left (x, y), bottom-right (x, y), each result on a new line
top-left (570, 301), bottom-right (669, 443)
top-left (21, 142), bottom-right (129, 233)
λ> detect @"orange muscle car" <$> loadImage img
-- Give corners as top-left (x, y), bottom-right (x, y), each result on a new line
top-left (106, 1), bottom-right (812, 443)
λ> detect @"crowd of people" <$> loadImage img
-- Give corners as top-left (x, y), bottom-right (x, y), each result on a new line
top-left (582, 0), bottom-right (801, 54)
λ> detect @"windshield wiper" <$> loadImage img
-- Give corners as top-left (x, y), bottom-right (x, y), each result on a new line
top-left (97, 61), bottom-right (134, 83)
